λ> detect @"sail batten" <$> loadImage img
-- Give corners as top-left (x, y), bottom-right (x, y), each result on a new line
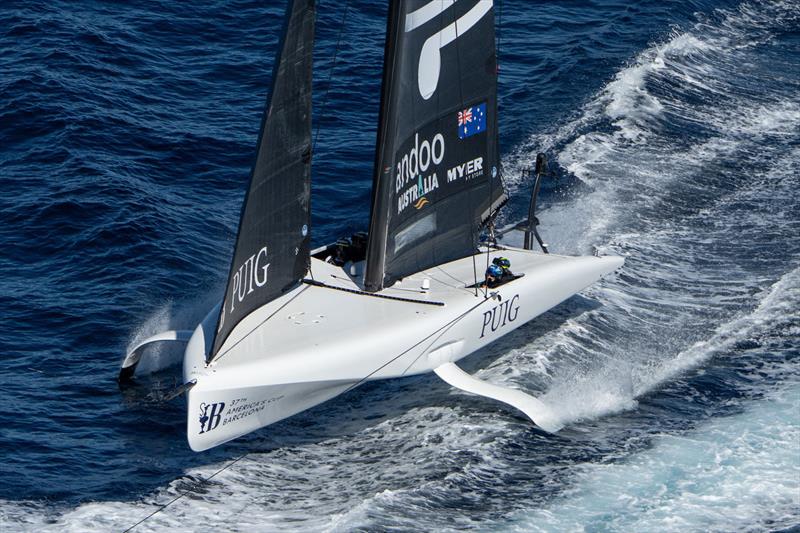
top-left (211, 0), bottom-right (315, 358)
top-left (365, 0), bottom-right (505, 292)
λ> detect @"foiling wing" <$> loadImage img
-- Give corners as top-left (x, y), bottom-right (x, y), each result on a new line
top-left (364, 0), bottom-right (506, 292)
top-left (211, 0), bottom-right (316, 358)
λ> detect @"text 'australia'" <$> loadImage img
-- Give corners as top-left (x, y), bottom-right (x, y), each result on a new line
top-left (395, 133), bottom-right (444, 215)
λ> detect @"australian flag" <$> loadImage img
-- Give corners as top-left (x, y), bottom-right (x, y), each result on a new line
top-left (457, 102), bottom-right (487, 139)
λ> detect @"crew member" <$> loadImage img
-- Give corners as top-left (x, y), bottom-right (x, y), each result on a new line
top-left (483, 263), bottom-right (504, 288)
top-left (493, 256), bottom-right (513, 277)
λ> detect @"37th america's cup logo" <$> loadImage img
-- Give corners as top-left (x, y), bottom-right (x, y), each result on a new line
top-left (405, 0), bottom-right (493, 99)
top-left (198, 402), bottom-right (225, 434)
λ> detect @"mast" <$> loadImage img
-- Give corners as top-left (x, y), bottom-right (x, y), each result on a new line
top-left (364, 0), bottom-right (505, 292)
top-left (364, 0), bottom-right (403, 292)
top-left (211, 0), bottom-right (316, 358)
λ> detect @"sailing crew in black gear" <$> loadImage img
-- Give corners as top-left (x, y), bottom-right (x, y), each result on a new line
top-left (484, 263), bottom-right (504, 288)
top-left (484, 257), bottom-right (515, 288)
top-left (493, 256), bottom-right (512, 276)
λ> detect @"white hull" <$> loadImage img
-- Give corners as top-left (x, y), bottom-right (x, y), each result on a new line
top-left (182, 246), bottom-right (622, 451)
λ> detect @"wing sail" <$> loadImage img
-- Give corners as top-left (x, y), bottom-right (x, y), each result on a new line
top-left (211, 0), bottom-right (316, 358)
top-left (364, 0), bottom-right (506, 292)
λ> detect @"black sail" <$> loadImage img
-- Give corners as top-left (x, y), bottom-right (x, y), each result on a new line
top-left (212, 0), bottom-right (315, 357)
top-left (364, 0), bottom-right (506, 292)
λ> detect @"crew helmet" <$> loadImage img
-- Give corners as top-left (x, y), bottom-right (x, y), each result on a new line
top-left (486, 264), bottom-right (503, 278)
top-left (493, 257), bottom-right (511, 269)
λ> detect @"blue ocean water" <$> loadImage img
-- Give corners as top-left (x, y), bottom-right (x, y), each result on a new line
top-left (1, 0), bottom-right (798, 531)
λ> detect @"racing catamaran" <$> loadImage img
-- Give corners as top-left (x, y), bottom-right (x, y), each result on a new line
top-left (120, 0), bottom-right (623, 452)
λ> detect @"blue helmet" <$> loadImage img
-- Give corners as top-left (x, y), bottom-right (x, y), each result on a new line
top-left (486, 264), bottom-right (503, 278)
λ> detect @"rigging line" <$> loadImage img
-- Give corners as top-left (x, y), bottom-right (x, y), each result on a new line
top-left (483, 0), bottom-right (505, 297)
top-left (484, 242), bottom-right (491, 298)
top-left (423, 272), bottom-right (474, 293)
top-left (471, 215), bottom-right (480, 292)
top-left (497, 0), bottom-right (503, 73)
top-left (450, 1), bottom-right (478, 293)
top-left (312, 0), bottom-right (350, 154)
top-left (328, 273), bottom-right (427, 293)
top-left (433, 274), bottom-right (476, 293)
top-left (494, 0), bottom-right (509, 216)
top-left (400, 308), bottom-right (472, 375)
top-left (307, 246), bottom-right (316, 281)
top-left (434, 277), bottom-right (474, 293)
top-left (307, 247), bottom-right (315, 281)
top-left (341, 296), bottom-right (494, 396)
top-left (308, 0), bottom-right (350, 282)
top-left (123, 452), bottom-right (250, 533)
top-left (212, 284), bottom-right (311, 364)
top-left (472, 253), bottom-right (479, 296)
top-left (431, 264), bottom-right (481, 293)
top-left (303, 279), bottom-right (445, 306)
top-left (496, 0), bottom-right (508, 204)
top-left (452, 7), bottom-right (466, 114)
top-left (493, 0), bottom-right (505, 118)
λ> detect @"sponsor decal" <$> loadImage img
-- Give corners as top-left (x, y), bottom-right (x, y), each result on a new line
top-left (480, 294), bottom-right (520, 338)
top-left (446, 156), bottom-right (484, 184)
top-left (405, 1), bottom-right (494, 100)
top-left (222, 396), bottom-right (284, 427)
top-left (395, 132), bottom-right (445, 193)
top-left (198, 402), bottom-right (225, 434)
top-left (395, 132), bottom-right (445, 215)
top-left (457, 103), bottom-right (487, 139)
top-left (398, 172), bottom-right (439, 214)
top-left (391, 105), bottom-right (490, 217)
top-left (229, 245), bottom-right (270, 314)
top-left (198, 396), bottom-right (285, 435)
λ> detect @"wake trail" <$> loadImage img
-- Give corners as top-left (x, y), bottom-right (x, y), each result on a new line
top-left (535, 265), bottom-right (800, 429)
top-left (492, 0), bottom-right (800, 428)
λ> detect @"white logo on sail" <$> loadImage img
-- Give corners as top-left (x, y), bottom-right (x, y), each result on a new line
top-left (405, 0), bottom-right (493, 100)
top-left (395, 132), bottom-right (445, 193)
top-left (230, 245), bottom-right (270, 313)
